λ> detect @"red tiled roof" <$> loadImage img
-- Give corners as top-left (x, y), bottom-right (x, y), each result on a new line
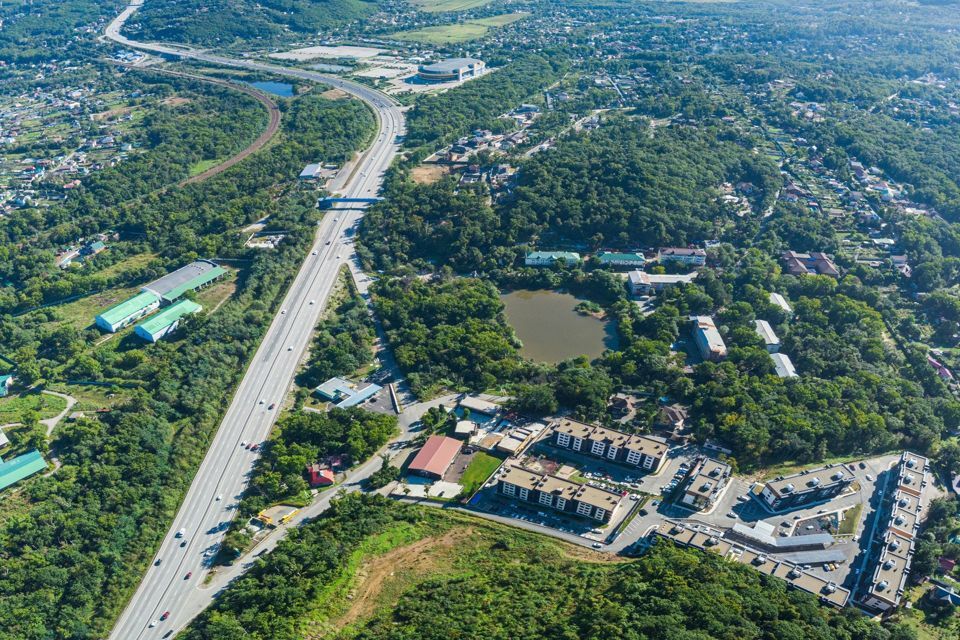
top-left (409, 435), bottom-right (461, 477)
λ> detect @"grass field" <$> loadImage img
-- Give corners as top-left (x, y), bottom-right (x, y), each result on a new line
top-left (837, 503), bottom-right (863, 535)
top-left (389, 12), bottom-right (528, 44)
top-left (302, 508), bottom-right (620, 636)
top-left (410, 0), bottom-right (493, 12)
top-left (0, 392), bottom-right (67, 424)
top-left (458, 452), bottom-right (501, 495)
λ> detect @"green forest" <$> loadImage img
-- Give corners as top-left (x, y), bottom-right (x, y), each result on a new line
top-left (128, 0), bottom-right (380, 47)
top-left (182, 495), bottom-right (910, 640)
top-left (242, 409), bottom-right (396, 515)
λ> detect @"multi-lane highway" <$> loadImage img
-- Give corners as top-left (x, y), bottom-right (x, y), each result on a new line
top-left (104, 2), bottom-right (404, 638)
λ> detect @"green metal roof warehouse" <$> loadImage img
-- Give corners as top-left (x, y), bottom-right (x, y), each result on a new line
top-left (143, 260), bottom-right (226, 302)
top-left (95, 291), bottom-right (161, 332)
top-left (135, 299), bottom-right (202, 342)
top-left (0, 450), bottom-right (47, 492)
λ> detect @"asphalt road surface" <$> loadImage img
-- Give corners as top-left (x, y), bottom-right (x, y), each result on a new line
top-left (104, 2), bottom-right (405, 638)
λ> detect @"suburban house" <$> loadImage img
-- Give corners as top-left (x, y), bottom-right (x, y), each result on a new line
top-left (692, 316), bottom-right (727, 361)
top-left (524, 251), bottom-right (581, 267)
top-left (655, 404), bottom-right (691, 443)
top-left (627, 270), bottom-right (697, 296)
top-left (758, 464), bottom-right (854, 512)
top-left (305, 463), bottom-right (335, 487)
top-left (408, 435), bottom-right (462, 480)
top-left (680, 457), bottom-right (732, 511)
top-left (549, 418), bottom-right (668, 473)
top-left (754, 320), bottom-right (781, 353)
top-left (658, 247), bottom-right (706, 266)
top-left (782, 251), bottom-right (840, 277)
top-left (497, 464), bottom-right (624, 523)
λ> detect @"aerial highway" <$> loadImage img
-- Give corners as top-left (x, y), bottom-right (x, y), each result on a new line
top-left (104, 2), bottom-right (405, 638)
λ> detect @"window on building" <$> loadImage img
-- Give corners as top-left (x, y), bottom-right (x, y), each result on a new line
top-left (502, 482), bottom-right (516, 496)
top-left (576, 501), bottom-right (593, 517)
top-left (518, 487), bottom-right (529, 501)
top-left (556, 432), bottom-right (570, 448)
top-left (626, 450), bottom-right (642, 466)
top-left (594, 508), bottom-right (606, 521)
top-left (572, 437), bottom-right (582, 451)
top-left (555, 497), bottom-right (567, 510)
top-left (607, 446), bottom-right (618, 460)
top-left (539, 491), bottom-right (553, 506)
top-left (591, 440), bottom-right (605, 456)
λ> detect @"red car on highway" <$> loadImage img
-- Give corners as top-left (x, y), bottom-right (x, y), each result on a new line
top-left (160, 611), bottom-right (170, 621)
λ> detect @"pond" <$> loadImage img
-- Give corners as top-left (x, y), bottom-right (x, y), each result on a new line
top-left (501, 290), bottom-right (618, 363)
top-left (248, 81), bottom-right (295, 97)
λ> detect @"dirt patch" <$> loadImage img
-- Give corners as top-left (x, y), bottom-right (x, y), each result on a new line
top-left (558, 541), bottom-right (630, 564)
top-left (161, 96), bottom-right (192, 107)
top-left (321, 88), bottom-right (350, 100)
top-left (91, 106), bottom-right (133, 121)
top-left (411, 163), bottom-right (450, 185)
top-left (335, 527), bottom-right (475, 629)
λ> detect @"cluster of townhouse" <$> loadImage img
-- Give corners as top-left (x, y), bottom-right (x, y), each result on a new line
top-left (858, 452), bottom-right (931, 613)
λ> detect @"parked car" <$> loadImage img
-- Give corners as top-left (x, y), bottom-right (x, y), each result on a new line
top-left (591, 543), bottom-right (603, 549)
top-left (726, 512), bottom-right (738, 519)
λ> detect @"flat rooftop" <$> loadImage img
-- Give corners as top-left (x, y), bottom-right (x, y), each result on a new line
top-left (764, 464), bottom-right (853, 498)
top-left (499, 464), bottom-right (623, 512)
top-left (551, 419), bottom-right (668, 460)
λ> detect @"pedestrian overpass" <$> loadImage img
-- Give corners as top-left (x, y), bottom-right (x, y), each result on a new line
top-left (318, 197), bottom-right (383, 209)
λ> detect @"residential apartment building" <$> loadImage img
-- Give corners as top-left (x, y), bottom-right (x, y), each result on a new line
top-left (596, 251), bottom-right (646, 268)
top-left (497, 464), bottom-right (623, 523)
top-left (692, 315), bottom-right (727, 361)
top-left (680, 457), bottom-right (732, 511)
top-left (549, 419), bottom-right (668, 473)
top-left (859, 452), bottom-right (930, 613)
top-left (658, 247), bottom-right (707, 266)
top-left (758, 464), bottom-right (854, 512)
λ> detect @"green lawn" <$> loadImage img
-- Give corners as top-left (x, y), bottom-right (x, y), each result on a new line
top-left (390, 12), bottom-right (528, 44)
top-left (458, 452), bottom-right (502, 495)
top-left (0, 392), bottom-right (67, 424)
top-left (837, 503), bottom-right (863, 535)
top-left (410, 0), bottom-right (493, 12)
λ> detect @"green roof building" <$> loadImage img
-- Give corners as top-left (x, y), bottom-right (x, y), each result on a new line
top-left (0, 449), bottom-right (47, 492)
top-left (135, 299), bottom-right (202, 342)
top-left (95, 291), bottom-right (161, 333)
top-left (0, 374), bottom-right (12, 398)
top-left (525, 251), bottom-right (581, 267)
top-left (596, 252), bottom-right (646, 267)
top-left (143, 260), bottom-right (226, 303)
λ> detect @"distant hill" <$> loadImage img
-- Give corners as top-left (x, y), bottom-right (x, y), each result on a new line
top-left (125, 0), bottom-right (380, 47)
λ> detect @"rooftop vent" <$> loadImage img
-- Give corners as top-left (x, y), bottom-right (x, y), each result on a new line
top-left (877, 580), bottom-right (889, 591)
top-left (783, 483), bottom-right (795, 493)
top-left (883, 559), bottom-right (896, 570)
top-left (824, 582), bottom-right (837, 594)
top-left (809, 477), bottom-right (822, 487)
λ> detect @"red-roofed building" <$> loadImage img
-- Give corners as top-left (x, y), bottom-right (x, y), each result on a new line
top-left (408, 435), bottom-right (461, 480)
top-left (305, 463), bottom-right (335, 487)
